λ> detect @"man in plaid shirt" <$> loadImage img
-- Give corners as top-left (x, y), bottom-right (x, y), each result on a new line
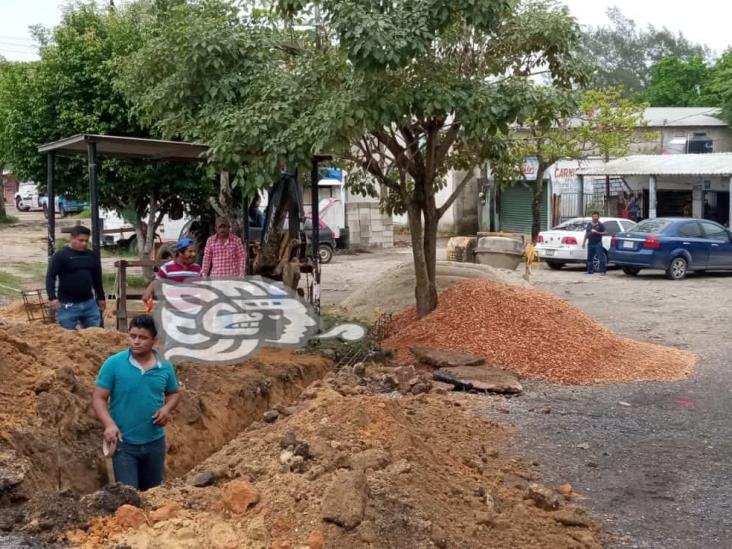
top-left (202, 218), bottom-right (246, 278)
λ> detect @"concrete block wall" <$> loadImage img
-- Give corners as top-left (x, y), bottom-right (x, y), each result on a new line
top-left (346, 202), bottom-right (394, 248)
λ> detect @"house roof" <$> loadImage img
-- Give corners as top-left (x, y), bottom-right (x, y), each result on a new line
top-left (643, 107), bottom-right (726, 128)
top-left (577, 153), bottom-right (732, 177)
top-left (38, 134), bottom-right (210, 162)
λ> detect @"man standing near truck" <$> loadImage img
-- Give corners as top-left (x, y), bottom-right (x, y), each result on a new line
top-left (202, 217), bottom-right (246, 278)
top-left (46, 225), bottom-right (106, 329)
top-left (92, 314), bottom-right (180, 491)
top-left (142, 238), bottom-right (201, 303)
top-left (582, 211), bottom-right (607, 275)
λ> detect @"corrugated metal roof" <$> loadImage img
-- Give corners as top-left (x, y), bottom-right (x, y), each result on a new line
top-left (644, 107), bottom-right (726, 127)
top-left (577, 154), bottom-right (732, 176)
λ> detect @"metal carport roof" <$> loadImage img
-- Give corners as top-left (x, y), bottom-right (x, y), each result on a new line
top-left (38, 134), bottom-right (210, 162)
top-left (577, 154), bottom-right (732, 177)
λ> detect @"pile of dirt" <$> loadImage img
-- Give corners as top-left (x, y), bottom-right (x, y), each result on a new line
top-left (383, 279), bottom-right (696, 384)
top-left (0, 300), bottom-right (116, 325)
top-left (0, 320), bottom-right (329, 537)
top-left (67, 367), bottom-right (602, 549)
top-left (337, 260), bottom-right (530, 321)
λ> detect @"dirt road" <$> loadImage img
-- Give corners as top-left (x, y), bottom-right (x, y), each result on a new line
top-left (0, 212), bottom-right (431, 306)
top-left (476, 264), bottom-right (732, 548)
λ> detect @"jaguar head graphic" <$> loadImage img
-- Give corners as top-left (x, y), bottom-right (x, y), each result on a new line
top-left (154, 277), bottom-right (320, 364)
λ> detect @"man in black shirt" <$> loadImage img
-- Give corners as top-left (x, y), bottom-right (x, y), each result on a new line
top-left (582, 211), bottom-right (607, 275)
top-left (46, 225), bottom-right (106, 329)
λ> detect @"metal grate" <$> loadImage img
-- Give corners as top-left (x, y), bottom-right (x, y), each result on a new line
top-left (369, 312), bottom-right (393, 351)
top-left (334, 312), bottom-right (393, 369)
top-left (21, 289), bottom-right (54, 323)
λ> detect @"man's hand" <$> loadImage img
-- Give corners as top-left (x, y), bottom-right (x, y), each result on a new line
top-left (104, 423), bottom-right (122, 443)
top-left (142, 288), bottom-right (154, 303)
top-left (50, 299), bottom-right (61, 311)
top-left (97, 300), bottom-right (106, 312)
top-left (152, 406), bottom-right (173, 426)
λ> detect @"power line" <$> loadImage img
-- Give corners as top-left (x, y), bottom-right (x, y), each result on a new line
top-left (0, 41), bottom-right (38, 50)
top-left (0, 46), bottom-right (39, 55)
top-left (0, 35), bottom-right (37, 44)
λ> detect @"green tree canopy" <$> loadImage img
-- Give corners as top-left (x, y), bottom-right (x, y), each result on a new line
top-left (0, 1), bottom-right (213, 271)
top-left (119, 0), bottom-right (587, 316)
top-left (645, 55), bottom-right (716, 107)
top-left (491, 87), bottom-right (649, 241)
top-left (582, 7), bottom-right (708, 98)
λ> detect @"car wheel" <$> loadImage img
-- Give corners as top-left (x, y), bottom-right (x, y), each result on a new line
top-left (622, 267), bottom-right (641, 276)
top-left (545, 260), bottom-right (565, 270)
top-left (15, 196), bottom-right (26, 212)
top-left (318, 244), bottom-right (334, 264)
top-left (666, 256), bottom-right (688, 280)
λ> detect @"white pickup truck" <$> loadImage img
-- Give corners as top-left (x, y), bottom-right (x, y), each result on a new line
top-left (100, 209), bottom-right (189, 252)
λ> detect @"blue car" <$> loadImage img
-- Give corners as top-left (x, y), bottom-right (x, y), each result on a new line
top-left (609, 217), bottom-right (732, 280)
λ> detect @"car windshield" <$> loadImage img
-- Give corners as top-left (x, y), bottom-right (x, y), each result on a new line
top-left (553, 219), bottom-right (589, 231)
top-left (633, 219), bottom-right (672, 234)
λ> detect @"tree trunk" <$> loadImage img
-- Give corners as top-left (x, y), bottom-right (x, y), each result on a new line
top-left (0, 164), bottom-right (7, 219)
top-left (209, 171), bottom-right (242, 236)
top-left (138, 192), bottom-right (159, 283)
top-left (131, 221), bottom-right (152, 282)
top-left (530, 165), bottom-right (549, 243)
top-left (407, 200), bottom-right (438, 319)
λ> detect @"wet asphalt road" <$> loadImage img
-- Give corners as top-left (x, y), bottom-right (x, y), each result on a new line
top-left (477, 266), bottom-right (732, 549)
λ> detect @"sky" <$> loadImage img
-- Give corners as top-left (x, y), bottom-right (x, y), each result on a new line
top-left (1, 0), bottom-right (732, 61)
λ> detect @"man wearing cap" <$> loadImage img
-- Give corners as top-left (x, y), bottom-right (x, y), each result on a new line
top-left (202, 217), bottom-right (246, 278)
top-left (142, 238), bottom-right (202, 302)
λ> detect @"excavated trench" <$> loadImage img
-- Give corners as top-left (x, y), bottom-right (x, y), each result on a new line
top-left (0, 320), bottom-right (331, 541)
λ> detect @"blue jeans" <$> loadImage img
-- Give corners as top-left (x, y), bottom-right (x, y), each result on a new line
top-left (586, 242), bottom-right (606, 273)
top-left (112, 437), bottom-right (166, 491)
top-left (56, 297), bottom-right (101, 329)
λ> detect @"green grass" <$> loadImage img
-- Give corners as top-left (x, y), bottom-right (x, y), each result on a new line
top-left (102, 245), bottom-right (138, 259)
top-left (9, 262), bottom-right (47, 282)
top-left (71, 209), bottom-right (91, 219)
top-left (0, 271), bottom-right (23, 297)
top-left (102, 272), bottom-right (147, 291)
top-left (0, 214), bottom-right (19, 225)
top-left (306, 311), bottom-right (374, 361)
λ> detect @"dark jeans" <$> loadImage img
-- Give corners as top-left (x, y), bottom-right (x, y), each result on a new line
top-left (56, 297), bottom-right (101, 329)
top-left (112, 437), bottom-right (166, 491)
top-left (586, 241), bottom-right (606, 273)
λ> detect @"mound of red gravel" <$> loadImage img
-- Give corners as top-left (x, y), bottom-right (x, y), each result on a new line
top-left (383, 279), bottom-right (695, 384)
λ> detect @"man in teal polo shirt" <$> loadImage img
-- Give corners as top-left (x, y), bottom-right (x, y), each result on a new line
top-left (92, 314), bottom-right (180, 490)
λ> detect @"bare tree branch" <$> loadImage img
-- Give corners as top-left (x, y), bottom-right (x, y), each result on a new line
top-left (437, 168), bottom-right (475, 219)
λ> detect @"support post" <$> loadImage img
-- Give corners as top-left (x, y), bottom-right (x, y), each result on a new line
top-left (87, 141), bottom-right (101, 258)
top-left (243, 191), bottom-right (251, 275)
top-left (578, 174), bottom-right (584, 217)
top-left (649, 175), bottom-right (657, 219)
top-left (546, 177), bottom-right (552, 229)
top-left (117, 260), bottom-right (128, 333)
top-left (310, 158), bottom-right (320, 265)
top-left (46, 153), bottom-right (56, 257)
top-left (728, 176), bottom-right (732, 228)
